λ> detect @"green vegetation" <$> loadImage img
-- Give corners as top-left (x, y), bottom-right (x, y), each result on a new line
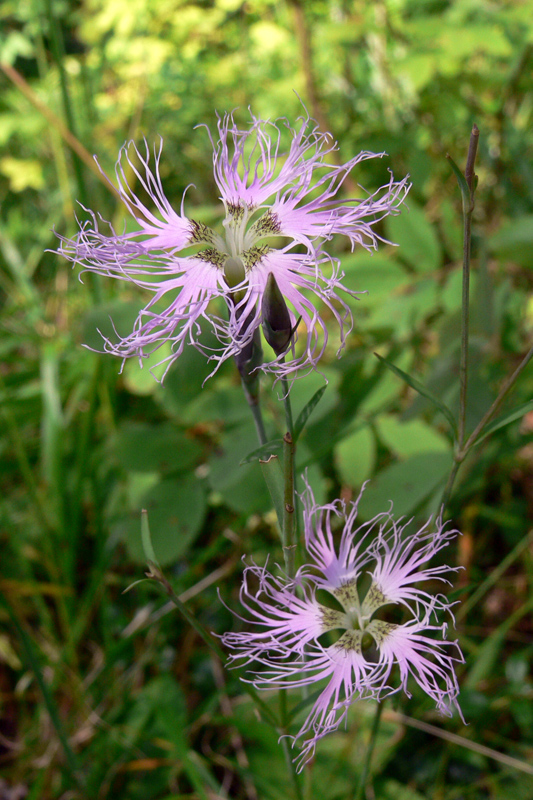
top-left (1, 1), bottom-right (533, 797)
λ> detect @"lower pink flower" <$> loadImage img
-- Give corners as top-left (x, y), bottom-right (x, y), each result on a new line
top-left (222, 482), bottom-right (464, 769)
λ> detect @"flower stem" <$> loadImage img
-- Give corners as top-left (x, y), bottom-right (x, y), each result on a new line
top-left (440, 339), bottom-right (533, 509)
top-left (281, 367), bottom-right (302, 558)
top-left (241, 379), bottom-right (268, 446)
top-left (283, 432), bottom-right (296, 577)
top-left (144, 561), bottom-right (279, 727)
top-left (281, 374), bottom-right (295, 436)
top-left (279, 689), bottom-right (304, 800)
top-left (457, 124), bottom-right (479, 448)
top-left (440, 125), bottom-right (479, 511)
top-left (353, 701), bottom-right (384, 800)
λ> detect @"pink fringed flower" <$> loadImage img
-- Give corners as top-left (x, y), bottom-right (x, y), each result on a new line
top-left (222, 483), bottom-right (464, 769)
top-left (58, 111), bottom-right (409, 380)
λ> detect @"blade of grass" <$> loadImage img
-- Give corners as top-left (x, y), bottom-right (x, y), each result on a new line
top-left (0, 590), bottom-right (85, 790)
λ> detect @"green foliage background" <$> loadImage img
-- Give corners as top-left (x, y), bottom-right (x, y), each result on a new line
top-left (1, 0), bottom-right (533, 797)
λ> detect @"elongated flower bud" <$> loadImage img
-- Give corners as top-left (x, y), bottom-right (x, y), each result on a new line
top-left (261, 272), bottom-right (293, 356)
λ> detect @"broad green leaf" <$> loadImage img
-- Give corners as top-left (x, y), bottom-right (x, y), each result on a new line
top-left (161, 342), bottom-right (234, 414)
top-left (385, 200), bottom-right (442, 273)
top-left (208, 424), bottom-right (272, 515)
top-left (379, 780), bottom-right (427, 800)
top-left (375, 353), bottom-right (457, 440)
top-left (377, 415), bottom-right (451, 457)
top-left (294, 385), bottom-right (327, 441)
top-left (340, 252), bottom-right (407, 304)
top-left (335, 426), bottom-right (375, 487)
top-left (113, 422), bottom-right (201, 473)
top-left (489, 215), bottom-right (533, 267)
top-left (122, 343), bottom-right (172, 394)
top-left (119, 475), bottom-right (207, 565)
top-left (357, 452), bottom-right (453, 519)
top-left (359, 351), bottom-right (413, 415)
top-left (179, 384), bottom-right (250, 426)
top-left (365, 276), bottom-right (439, 336)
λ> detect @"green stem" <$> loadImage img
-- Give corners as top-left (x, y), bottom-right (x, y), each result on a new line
top-left (243, 379), bottom-right (268, 445)
top-left (353, 701), bottom-right (384, 800)
top-left (440, 340), bottom-right (533, 509)
top-left (145, 562), bottom-right (279, 728)
top-left (281, 366), bottom-right (302, 549)
top-left (279, 690), bottom-right (304, 800)
top-left (462, 341), bottom-right (533, 454)
top-left (283, 432), bottom-right (296, 577)
top-left (281, 374), bottom-right (295, 436)
top-left (457, 124), bottom-right (479, 448)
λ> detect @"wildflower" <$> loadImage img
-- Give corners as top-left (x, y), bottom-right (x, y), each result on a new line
top-left (58, 111), bottom-right (409, 381)
top-left (222, 482), bottom-right (463, 769)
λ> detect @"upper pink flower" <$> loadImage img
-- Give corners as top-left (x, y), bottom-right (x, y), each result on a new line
top-left (58, 110), bottom-right (410, 381)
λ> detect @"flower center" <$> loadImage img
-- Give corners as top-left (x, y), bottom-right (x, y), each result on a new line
top-left (318, 578), bottom-right (396, 656)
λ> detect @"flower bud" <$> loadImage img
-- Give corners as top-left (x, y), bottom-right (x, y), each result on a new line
top-left (261, 272), bottom-right (293, 356)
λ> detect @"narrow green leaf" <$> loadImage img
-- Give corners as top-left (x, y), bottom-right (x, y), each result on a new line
top-left (240, 438), bottom-right (283, 464)
top-left (472, 399), bottom-right (533, 446)
top-left (293, 385), bottom-right (327, 442)
top-left (465, 595), bottom-right (533, 689)
top-left (122, 578), bottom-right (151, 594)
top-left (446, 153), bottom-right (470, 211)
top-left (375, 353), bottom-right (457, 440)
top-left (259, 454), bottom-right (285, 531)
top-left (141, 509), bottom-right (159, 567)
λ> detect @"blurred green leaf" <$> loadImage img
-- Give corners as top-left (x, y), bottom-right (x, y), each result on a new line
top-left (357, 452), bottom-right (453, 518)
top-left (385, 201), bottom-right (442, 274)
top-left (377, 415), bottom-right (451, 457)
top-left (82, 301), bottom-right (140, 352)
top-left (335, 425), bottom-right (375, 487)
top-left (113, 422), bottom-right (201, 474)
top-left (208, 424), bottom-right (272, 515)
top-left (120, 475), bottom-right (207, 565)
top-left (489, 215), bottom-right (533, 267)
